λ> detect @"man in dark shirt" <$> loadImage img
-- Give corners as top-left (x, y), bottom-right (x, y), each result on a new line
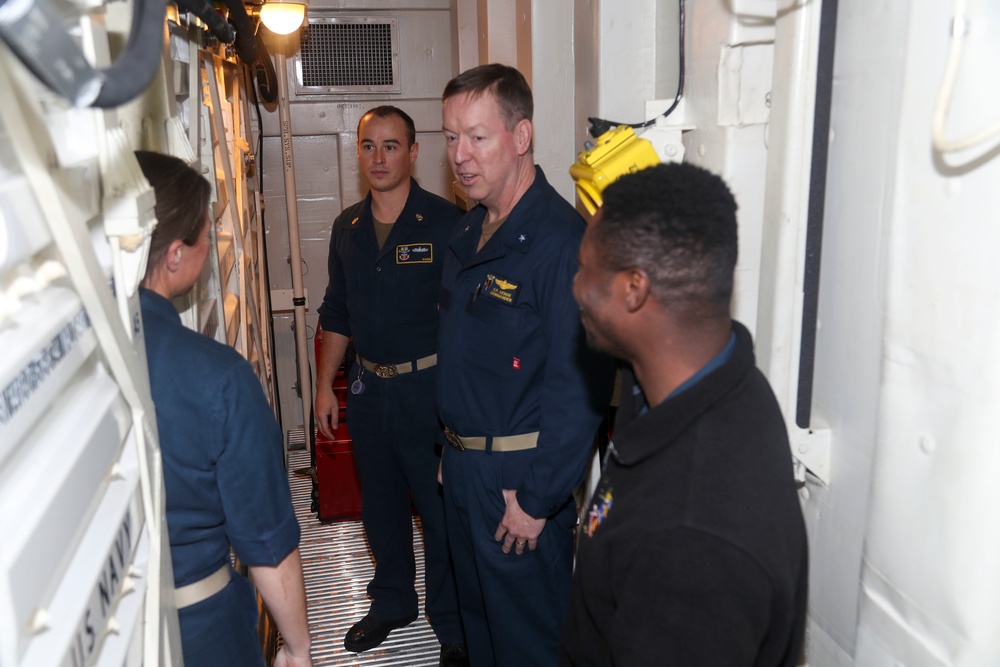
top-left (561, 162), bottom-right (808, 666)
top-left (315, 106), bottom-right (467, 667)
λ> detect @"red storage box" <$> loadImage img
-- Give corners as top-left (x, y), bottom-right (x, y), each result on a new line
top-left (333, 369), bottom-right (348, 389)
top-left (314, 328), bottom-right (324, 367)
top-left (315, 422), bottom-right (363, 523)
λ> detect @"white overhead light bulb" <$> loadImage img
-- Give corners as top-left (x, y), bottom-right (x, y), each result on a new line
top-left (259, 1), bottom-right (306, 35)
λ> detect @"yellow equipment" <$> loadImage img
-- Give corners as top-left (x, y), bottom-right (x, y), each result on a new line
top-left (569, 126), bottom-right (661, 215)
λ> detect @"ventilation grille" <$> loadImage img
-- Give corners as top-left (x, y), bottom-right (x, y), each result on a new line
top-left (296, 17), bottom-right (400, 94)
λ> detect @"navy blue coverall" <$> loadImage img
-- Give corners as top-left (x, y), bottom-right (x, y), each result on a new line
top-left (141, 288), bottom-right (300, 667)
top-left (317, 179), bottom-right (464, 644)
top-left (437, 167), bottom-right (615, 666)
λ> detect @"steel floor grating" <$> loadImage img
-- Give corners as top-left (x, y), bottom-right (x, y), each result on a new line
top-left (288, 450), bottom-right (439, 666)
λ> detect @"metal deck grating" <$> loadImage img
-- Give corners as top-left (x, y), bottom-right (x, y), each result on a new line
top-left (288, 450), bottom-right (439, 665)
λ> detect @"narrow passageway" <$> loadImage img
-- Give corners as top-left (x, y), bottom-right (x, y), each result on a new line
top-left (288, 450), bottom-right (439, 665)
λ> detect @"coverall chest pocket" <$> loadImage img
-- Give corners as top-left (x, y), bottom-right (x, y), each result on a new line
top-left (389, 259), bottom-right (440, 324)
top-left (461, 295), bottom-right (527, 379)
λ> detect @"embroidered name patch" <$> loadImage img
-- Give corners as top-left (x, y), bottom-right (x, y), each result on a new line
top-left (482, 273), bottom-right (520, 305)
top-left (396, 243), bottom-right (433, 264)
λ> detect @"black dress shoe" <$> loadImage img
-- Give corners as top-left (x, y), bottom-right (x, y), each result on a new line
top-left (440, 644), bottom-right (470, 667)
top-left (343, 611), bottom-right (419, 652)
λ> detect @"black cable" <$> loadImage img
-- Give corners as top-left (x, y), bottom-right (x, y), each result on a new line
top-left (253, 31), bottom-right (279, 104)
top-left (587, 0), bottom-right (686, 138)
top-left (92, 0), bottom-right (172, 107)
top-left (220, 0), bottom-right (257, 64)
top-left (174, 0), bottom-right (236, 45)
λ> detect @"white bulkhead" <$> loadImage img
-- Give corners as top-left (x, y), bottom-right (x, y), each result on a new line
top-left (1, 0), bottom-right (998, 665)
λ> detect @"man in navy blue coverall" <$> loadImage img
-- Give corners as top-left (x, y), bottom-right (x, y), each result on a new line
top-left (315, 106), bottom-right (467, 667)
top-left (437, 64), bottom-right (615, 667)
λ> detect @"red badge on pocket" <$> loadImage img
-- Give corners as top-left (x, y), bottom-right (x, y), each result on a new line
top-left (512, 357), bottom-right (521, 370)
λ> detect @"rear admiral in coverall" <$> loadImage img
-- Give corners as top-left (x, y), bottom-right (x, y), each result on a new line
top-left (437, 64), bottom-right (615, 667)
top-left (315, 106), bottom-right (467, 666)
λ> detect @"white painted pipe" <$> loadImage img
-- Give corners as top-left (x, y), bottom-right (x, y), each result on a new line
top-left (274, 50), bottom-right (313, 461)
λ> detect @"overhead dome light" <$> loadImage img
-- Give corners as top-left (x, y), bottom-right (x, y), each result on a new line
top-left (259, 0), bottom-right (306, 35)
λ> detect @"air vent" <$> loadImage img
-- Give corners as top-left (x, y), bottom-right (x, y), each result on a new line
top-left (295, 16), bottom-right (400, 94)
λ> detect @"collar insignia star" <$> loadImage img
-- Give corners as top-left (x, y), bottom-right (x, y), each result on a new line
top-left (519, 234), bottom-right (526, 242)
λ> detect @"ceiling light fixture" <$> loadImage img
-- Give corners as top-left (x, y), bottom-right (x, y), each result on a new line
top-left (258, 0), bottom-right (306, 35)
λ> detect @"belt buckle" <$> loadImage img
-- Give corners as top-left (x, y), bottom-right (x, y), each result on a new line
top-left (373, 363), bottom-right (398, 379)
top-left (443, 427), bottom-right (465, 451)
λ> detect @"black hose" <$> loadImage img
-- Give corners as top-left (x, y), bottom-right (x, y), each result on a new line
top-left (0, 0), bottom-right (103, 106)
top-left (253, 32), bottom-right (279, 104)
top-left (0, 0), bottom-right (228, 108)
top-left (92, 0), bottom-right (170, 107)
top-left (174, 0), bottom-right (236, 46)
top-left (220, 0), bottom-right (257, 64)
